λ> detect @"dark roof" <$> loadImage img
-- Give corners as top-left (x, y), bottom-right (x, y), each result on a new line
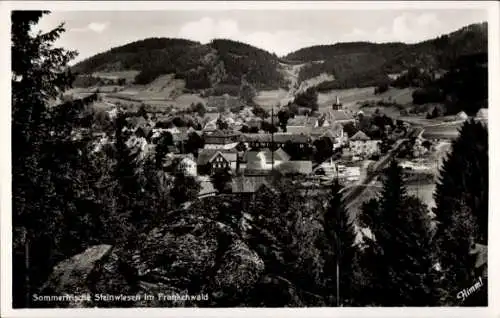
top-left (311, 124), bottom-right (343, 139)
top-left (408, 128), bottom-right (424, 139)
top-left (197, 149), bottom-right (237, 165)
top-left (204, 130), bottom-right (241, 144)
top-left (126, 116), bottom-right (148, 127)
top-left (220, 152), bottom-right (237, 162)
top-left (231, 176), bottom-right (274, 193)
top-left (276, 161), bottom-right (313, 174)
top-left (329, 110), bottom-right (354, 122)
top-left (207, 129), bottom-right (241, 138)
top-left (350, 131), bottom-right (370, 141)
top-left (273, 148), bottom-right (290, 162)
top-left (274, 133), bottom-right (310, 144)
top-left (197, 149), bottom-right (221, 165)
top-left (240, 133), bottom-right (309, 144)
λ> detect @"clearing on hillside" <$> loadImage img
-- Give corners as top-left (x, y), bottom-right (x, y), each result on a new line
top-left (91, 70), bottom-right (140, 83)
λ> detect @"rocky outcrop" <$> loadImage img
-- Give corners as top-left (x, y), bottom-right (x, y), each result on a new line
top-left (39, 244), bottom-right (113, 307)
top-left (41, 207), bottom-right (266, 308)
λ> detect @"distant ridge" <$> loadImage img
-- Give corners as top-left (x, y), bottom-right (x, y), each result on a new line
top-left (72, 22), bottom-right (487, 91)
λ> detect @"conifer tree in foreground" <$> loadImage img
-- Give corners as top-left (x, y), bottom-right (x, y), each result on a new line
top-left (360, 160), bottom-right (438, 306)
top-left (11, 10), bottom-right (99, 307)
top-left (433, 119), bottom-right (488, 305)
top-left (322, 180), bottom-right (357, 306)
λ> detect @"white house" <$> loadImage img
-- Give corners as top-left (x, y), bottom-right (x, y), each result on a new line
top-left (349, 131), bottom-right (380, 158)
top-left (177, 157), bottom-right (197, 177)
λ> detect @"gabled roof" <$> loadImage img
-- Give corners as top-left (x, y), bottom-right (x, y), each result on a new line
top-left (329, 110), bottom-right (354, 122)
top-left (197, 149), bottom-right (220, 165)
top-left (231, 176), bottom-right (274, 193)
top-left (240, 133), bottom-right (310, 144)
top-left (350, 130), bottom-right (370, 141)
top-left (273, 133), bottom-right (310, 144)
top-left (273, 148), bottom-right (291, 162)
top-left (287, 115), bottom-right (317, 127)
top-left (220, 152), bottom-right (237, 162)
top-left (197, 149), bottom-right (236, 165)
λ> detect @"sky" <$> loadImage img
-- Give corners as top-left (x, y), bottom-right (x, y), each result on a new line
top-left (35, 8), bottom-right (488, 64)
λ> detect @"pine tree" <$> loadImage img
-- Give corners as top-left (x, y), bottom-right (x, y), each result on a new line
top-left (434, 120), bottom-right (488, 243)
top-left (211, 168), bottom-right (232, 193)
top-left (170, 172), bottom-right (201, 207)
top-left (322, 180), bottom-right (357, 306)
top-left (154, 131), bottom-right (173, 169)
top-left (433, 119), bottom-right (488, 304)
top-left (360, 160), bottom-right (438, 306)
top-left (11, 11), bottom-right (100, 307)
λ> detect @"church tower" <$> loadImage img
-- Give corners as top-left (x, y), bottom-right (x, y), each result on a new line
top-left (332, 96), bottom-right (342, 110)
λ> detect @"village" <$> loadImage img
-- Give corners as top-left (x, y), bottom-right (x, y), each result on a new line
top-left (85, 91), bottom-right (487, 210)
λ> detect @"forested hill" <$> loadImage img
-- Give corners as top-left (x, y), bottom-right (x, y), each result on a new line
top-left (284, 22), bottom-right (487, 89)
top-left (71, 38), bottom-right (287, 90)
top-left (72, 22), bottom-right (486, 91)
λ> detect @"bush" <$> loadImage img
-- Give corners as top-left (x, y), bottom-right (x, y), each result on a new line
top-left (412, 87), bottom-right (444, 105)
top-left (374, 83), bottom-right (389, 94)
top-left (293, 87), bottom-right (318, 112)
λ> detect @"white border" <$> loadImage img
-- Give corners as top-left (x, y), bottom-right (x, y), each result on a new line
top-left (1, 1), bottom-right (499, 318)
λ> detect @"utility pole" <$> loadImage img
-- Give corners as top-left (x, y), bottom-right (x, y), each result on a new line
top-left (271, 107), bottom-right (275, 172)
top-left (334, 171), bottom-right (341, 307)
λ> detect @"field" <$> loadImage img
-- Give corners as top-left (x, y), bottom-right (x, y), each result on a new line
top-left (70, 73), bottom-right (208, 112)
top-left (253, 89), bottom-right (289, 108)
top-left (91, 70), bottom-right (140, 82)
top-left (421, 122), bottom-right (463, 140)
top-left (318, 87), bottom-right (414, 112)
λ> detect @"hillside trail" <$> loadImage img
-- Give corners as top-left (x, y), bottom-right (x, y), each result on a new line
top-left (277, 60), bottom-right (335, 107)
top-left (278, 61), bottom-right (305, 107)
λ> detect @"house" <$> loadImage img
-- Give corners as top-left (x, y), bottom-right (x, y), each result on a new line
top-left (177, 156), bottom-right (197, 177)
top-left (241, 133), bottom-right (310, 150)
top-left (328, 110), bottom-right (355, 125)
top-left (231, 175), bottom-right (275, 195)
top-left (349, 131), bottom-right (380, 158)
top-left (197, 149), bottom-right (238, 175)
top-left (203, 130), bottom-right (241, 146)
top-left (203, 119), bottom-right (218, 132)
top-left (311, 124), bottom-right (347, 149)
top-left (285, 115), bottom-right (318, 134)
top-left (134, 126), bottom-right (153, 140)
top-left (164, 154), bottom-right (197, 176)
top-left (316, 113), bottom-right (331, 128)
top-left (242, 148), bottom-right (291, 171)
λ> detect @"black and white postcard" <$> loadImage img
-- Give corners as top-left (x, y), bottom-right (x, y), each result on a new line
top-left (1, 1), bottom-right (499, 318)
